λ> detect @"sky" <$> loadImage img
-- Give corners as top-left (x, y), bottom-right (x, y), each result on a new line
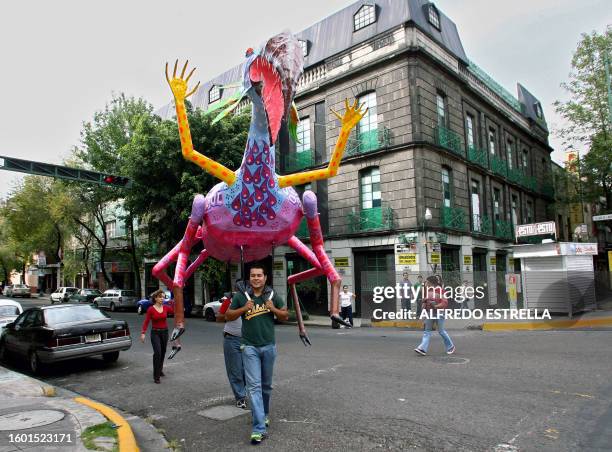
top-left (0, 0), bottom-right (610, 199)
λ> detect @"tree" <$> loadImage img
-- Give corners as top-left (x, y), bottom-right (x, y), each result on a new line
top-left (555, 26), bottom-right (612, 211)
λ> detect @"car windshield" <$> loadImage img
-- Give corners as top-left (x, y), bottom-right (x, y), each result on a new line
top-left (121, 291), bottom-right (136, 297)
top-left (84, 289), bottom-right (101, 295)
top-left (44, 306), bottom-right (110, 326)
top-left (66, 288), bottom-right (78, 294)
top-left (14, 285), bottom-right (28, 289)
top-left (0, 306), bottom-right (20, 316)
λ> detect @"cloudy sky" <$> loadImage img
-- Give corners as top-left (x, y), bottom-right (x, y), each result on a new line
top-left (0, 0), bottom-right (609, 198)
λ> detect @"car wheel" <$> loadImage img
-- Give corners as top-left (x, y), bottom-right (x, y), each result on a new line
top-left (110, 302), bottom-right (116, 312)
top-left (29, 351), bottom-right (43, 375)
top-left (205, 308), bottom-right (216, 322)
top-left (102, 351), bottom-right (120, 363)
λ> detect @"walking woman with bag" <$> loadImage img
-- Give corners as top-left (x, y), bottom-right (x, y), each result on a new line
top-left (140, 289), bottom-right (174, 383)
top-left (414, 275), bottom-right (455, 356)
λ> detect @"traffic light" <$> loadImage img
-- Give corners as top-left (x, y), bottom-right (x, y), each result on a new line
top-left (102, 174), bottom-right (131, 187)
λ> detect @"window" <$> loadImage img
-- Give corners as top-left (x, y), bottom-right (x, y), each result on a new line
top-left (360, 167), bottom-right (381, 209)
top-left (522, 149), bottom-right (529, 172)
top-left (299, 40), bottom-right (308, 57)
top-left (209, 85), bottom-right (221, 103)
top-left (436, 93), bottom-right (446, 127)
top-left (488, 128), bottom-right (497, 155)
top-left (511, 195), bottom-right (518, 226)
top-left (105, 221), bottom-right (116, 238)
top-left (471, 180), bottom-right (481, 231)
top-left (534, 102), bottom-right (544, 119)
top-left (526, 200), bottom-right (534, 223)
top-left (357, 92), bottom-right (378, 137)
top-left (493, 188), bottom-right (502, 221)
top-left (465, 114), bottom-right (475, 149)
top-left (541, 157), bottom-right (548, 174)
top-left (441, 167), bottom-right (452, 208)
top-left (296, 117), bottom-right (311, 153)
top-left (506, 139), bottom-right (514, 170)
top-left (428, 4), bottom-right (440, 29)
top-left (354, 4), bottom-right (375, 31)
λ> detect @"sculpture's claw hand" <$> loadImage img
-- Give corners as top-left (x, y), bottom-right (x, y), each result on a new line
top-left (165, 59), bottom-right (200, 101)
top-left (168, 345), bottom-right (182, 360)
top-left (330, 98), bottom-right (369, 132)
top-left (331, 314), bottom-right (352, 328)
top-left (170, 326), bottom-right (185, 342)
top-left (300, 333), bottom-right (312, 347)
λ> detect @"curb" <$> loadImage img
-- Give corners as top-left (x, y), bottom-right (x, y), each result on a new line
top-left (482, 316), bottom-right (612, 331)
top-left (74, 397), bottom-right (139, 452)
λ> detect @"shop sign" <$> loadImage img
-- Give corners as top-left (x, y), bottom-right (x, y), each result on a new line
top-left (273, 261), bottom-right (284, 271)
top-left (515, 221), bottom-right (556, 238)
top-left (429, 252), bottom-right (441, 264)
top-left (463, 255), bottom-right (472, 265)
top-left (334, 257), bottom-right (350, 267)
top-left (398, 254), bottom-right (417, 265)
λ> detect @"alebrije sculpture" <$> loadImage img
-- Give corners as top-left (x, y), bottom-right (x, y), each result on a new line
top-left (153, 31), bottom-right (367, 345)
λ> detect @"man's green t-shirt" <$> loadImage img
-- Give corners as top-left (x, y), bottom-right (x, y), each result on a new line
top-left (230, 291), bottom-right (285, 347)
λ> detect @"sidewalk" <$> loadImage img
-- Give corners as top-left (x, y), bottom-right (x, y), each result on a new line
top-left (0, 366), bottom-right (168, 451)
top-left (298, 297), bottom-right (612, 331)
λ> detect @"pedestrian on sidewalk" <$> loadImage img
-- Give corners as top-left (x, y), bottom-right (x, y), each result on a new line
top-left (225, 263), bottom-right (289, 445)
top-left (413, 275), bottom-right (424, 317)
top-left (400, 272), bottom-right (413, 312)
top-left (415, 275), bottom-right (455, 356)
top-left (339, 285), bottom-right (356, 327)
top-left (219, 280), bottom-right (247, 410)
top-left (140, 289), bottom-right (174, 383)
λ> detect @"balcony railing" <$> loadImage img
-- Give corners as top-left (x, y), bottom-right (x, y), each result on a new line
top-left (434, 126), bottom-right (463, 157)
top-left (471, 214), bottom-right (492, 235)
top-left (285, 149), bottom-right (314, 172)
top-left (540, 181), bottom-right (555, 199)
top-left (523, 175), bottom-right (538, 192)
top-left (441, 206), bottom-right (466, 230)
top-left (348, 206), bottom-right (393, 233)
top-left (490, 155), bottom-right (507, 178)
top-left (296, 217), bottom-right (309, 238)
top-left (494, 219), bottom-right (513, 241)
top-left (345, 127), bottom-right (391, 157)
top-left (507, 167), bottom-right (525, 185)
top-left (467, 146), bottom-right (488, 168)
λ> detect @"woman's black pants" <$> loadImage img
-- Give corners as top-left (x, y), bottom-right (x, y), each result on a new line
top-left (151, 328), bottom-right (168, 379)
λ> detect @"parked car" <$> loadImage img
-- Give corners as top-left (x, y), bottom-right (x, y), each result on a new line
top-left (68, 289), bottom-right (102, 304)
top-left (2, 285), bottom-right (13, 297)
top-left (9, 284), bottom-right (31, 298)
top-left (137, 291), bottom-right (171, 315)
top-left (0, 300), bottom-right (23, 335)
top-left (0, 304), bottom-right (132, 374)
top-left (93, 290), bottom-right (138, 312)
top-left (50, 287), bottom-right (79, 304)
top-left (203, 299), bottom-right (222, 322)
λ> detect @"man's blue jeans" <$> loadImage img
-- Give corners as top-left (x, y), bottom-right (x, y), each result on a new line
top-left (223, 335), bottom-right (246, 401)
top-left (242, 344), bottom-right (276, 434)
top-left (418, 317), bottom-right (454, 352)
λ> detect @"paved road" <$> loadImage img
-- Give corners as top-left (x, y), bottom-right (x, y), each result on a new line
top-left (3, 296), bottom-right (612, 451)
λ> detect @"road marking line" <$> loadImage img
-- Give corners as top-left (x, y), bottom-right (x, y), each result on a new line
top-left (548, 390), bottom-right (594, 399)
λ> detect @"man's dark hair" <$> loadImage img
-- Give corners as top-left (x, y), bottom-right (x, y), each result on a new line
top-left (249, 262), bottom-right (267, 276)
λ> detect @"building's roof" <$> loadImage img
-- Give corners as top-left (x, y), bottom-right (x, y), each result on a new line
top-left (156, 0), bottom-right (545, 130)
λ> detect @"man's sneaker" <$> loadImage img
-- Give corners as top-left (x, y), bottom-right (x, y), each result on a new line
top-left (265, 416), bottom-right (270, 427)
top-left (250, 433), bottom-right (263, 445)
top-left (414, 348), bottom-right (426, 356)
top-left (236, 398), bottom-right (247, 409)
top-left (447, 345), bottom-right (456, 355)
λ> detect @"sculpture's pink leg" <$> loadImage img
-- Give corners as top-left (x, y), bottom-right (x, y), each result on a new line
top-left (301, 191), bottom-right (348, 328)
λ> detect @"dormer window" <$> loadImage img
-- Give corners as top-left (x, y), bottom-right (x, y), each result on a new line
top-left (354, 4), bottom-right (376, 31)
top-left (428, 4), bottom-right (440, 30)
top-left (534, 101), bottom-right (544, 119)
top-left (209, 85), bottom-right (221, 103)
top-left (299, 39), bottom-right (309, 57)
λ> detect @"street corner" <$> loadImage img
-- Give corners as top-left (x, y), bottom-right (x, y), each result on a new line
top-left (0, 365), bottom-right (167, 452)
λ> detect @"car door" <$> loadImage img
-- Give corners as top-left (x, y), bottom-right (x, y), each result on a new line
top-left (12, 310), bottom-right (37, 355)
top-left (3, 311), bottom-right (28, 353)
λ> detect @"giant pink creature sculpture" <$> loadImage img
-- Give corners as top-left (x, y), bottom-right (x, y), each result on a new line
top-left (153, 32), bottom-right (367, 345)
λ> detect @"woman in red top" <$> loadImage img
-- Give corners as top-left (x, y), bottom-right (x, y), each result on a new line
top-left (140, 289), bottom-right (174, 383)
top-left (414, 275), bottom-right (455, 356)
